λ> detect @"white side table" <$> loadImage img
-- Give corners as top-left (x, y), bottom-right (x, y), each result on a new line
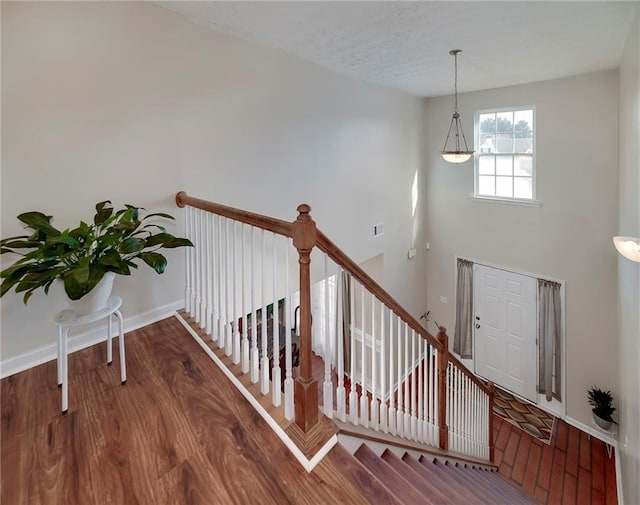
top-left (55, 296), bottom-right (126, 414)
top-left (588, 418), bottom-right (618, 458)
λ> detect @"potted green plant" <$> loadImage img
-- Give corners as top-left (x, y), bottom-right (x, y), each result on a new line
top-left (587, 386), bottom-right (617, 430)
top-left (1, 200), bottom-right (192, 314)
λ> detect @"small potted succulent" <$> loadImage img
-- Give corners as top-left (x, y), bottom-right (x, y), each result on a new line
top-left (1, 200), bottom-right (192, 314)
top-left (587, 386), bottom-right (617, 430)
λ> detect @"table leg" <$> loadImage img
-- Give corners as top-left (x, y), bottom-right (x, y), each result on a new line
top-left (115, 310), bottom-right (126, 384)
top-left (107, 313), bottom-right (113, 365)
top-left (57, 325), bottom-right (63, 387)
top-left (61, 328), bottom-right (69, 414)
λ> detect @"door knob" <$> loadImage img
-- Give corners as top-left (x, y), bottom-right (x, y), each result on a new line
top-left (475, 324), bottom-right (480, 329)
top-left (475, 316), bottom-right (480, 321)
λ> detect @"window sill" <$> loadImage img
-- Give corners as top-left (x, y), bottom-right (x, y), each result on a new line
top-left (470, 194), bottom-right (542, 207)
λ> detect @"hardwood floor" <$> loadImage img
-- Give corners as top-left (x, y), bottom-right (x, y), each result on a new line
top-left (1, 316), bottom-right (619, 505)
top-left (493, 413), bottom-right (618, 504)
top-left (1, 317), bottom-right (391, 505)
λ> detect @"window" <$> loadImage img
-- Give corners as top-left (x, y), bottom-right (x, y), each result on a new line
top-left (475, 107), bottom-right (535, 201)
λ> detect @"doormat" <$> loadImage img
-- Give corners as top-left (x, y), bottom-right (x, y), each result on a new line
top-left (493, 387), bottom-right (555, 444)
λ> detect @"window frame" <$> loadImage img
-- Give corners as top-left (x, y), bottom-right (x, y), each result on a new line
top-left (473, 105), bottom-right (537, 204)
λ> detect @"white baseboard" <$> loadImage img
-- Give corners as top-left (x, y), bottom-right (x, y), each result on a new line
top-left (0, 300), bottom-right (183, 379)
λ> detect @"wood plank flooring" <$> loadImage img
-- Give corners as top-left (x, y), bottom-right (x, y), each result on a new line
top-left (493, 412), bottom-right (618, 504)
top-left (1, 317), bottom-right (392, 505)
top-left (1, 314), bottom-right (620, 505)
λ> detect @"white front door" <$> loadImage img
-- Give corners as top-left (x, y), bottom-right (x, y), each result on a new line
top-left (474, 264), bottom-right (537, 402)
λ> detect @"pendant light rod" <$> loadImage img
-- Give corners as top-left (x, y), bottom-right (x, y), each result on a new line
top-left (442, 48), bottom-right (474, 163)
top-left (450, 49), bottom-right (461, 112)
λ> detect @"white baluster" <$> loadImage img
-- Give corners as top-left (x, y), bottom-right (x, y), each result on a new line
top-left (336, 269), bottom-right (346, 422)
top-left (225, 219), bottom-right (233, 357)
top-left (453, 365), bottom-right (457, 451)
top-left (457, 370), bottom-right (462, 453)
top-left (204, 213), bottom-right (212, 335)
top-left (212, 215), bottom-right (220, 342)
top-left (446, 362), bottom-right (451, 450)
top-left (232, 222), bottom-right (240, 364)
top-left (380, 305), bottom-right (387, 433)
top-left (272, 233), bottom-right (281, 407)
top-left (418, 337), bottom-right (424, 442)
top-left (241, 224), bottom-right (249, 373)
top-left (359, 283), bottom-right (368, 428)
top-left (410, 329), bottom-right (417, 440)
top-left (478, 387), bottom-right (483, 457)
top-left (218, 217), bottom-right (226, 350)
top-left (348, 276), bottom-right (358, 426)
top-left (283, 239), bottom-right (294, 420)
top-left (184, 206), bottom-right (192, 314)
top-left (469, 379), bottom-right (473, 456)
top-left (370, 296), bottom-right (378, 430)
top-left (199, 209), bottom-right (207, 326)
top-left (193, 209), bottom-right (201, 323)
top-left (403, 323), bottom-right (410, 436)
top-left (388, 312), bottom-right (396, 435)
top-left (396, 315), bottom-right (403, 436)
top-left (462, 371), bottom-right (466, 453)
top-left (323, 253), bottom-right (333, 418)
top-left (198, 209), bottom-right (205, 325)
top-left (435, 348), bottom-right (440, 446)
top-left (424, 342), bottom-right (430, 443)
top-left (471, 383), bottom-right (476, 456)
top-left (250, 227), bottom-right (259, 384)
top-left (260, 230), bottom-right (269, 395)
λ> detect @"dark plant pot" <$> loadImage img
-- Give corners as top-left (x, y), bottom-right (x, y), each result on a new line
top-left (592, 411), bottom-right (613, 431)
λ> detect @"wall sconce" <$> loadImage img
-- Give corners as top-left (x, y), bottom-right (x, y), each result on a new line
top-left (613, 236), bottom-right (640, 262)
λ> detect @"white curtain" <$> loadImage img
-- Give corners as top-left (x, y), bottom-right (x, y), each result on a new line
top-left (538, 279), bottom-right (562, 401)
top-left (454, 259), bottom-right (474, 358)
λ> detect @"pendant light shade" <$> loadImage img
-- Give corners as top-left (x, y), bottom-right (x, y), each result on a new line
top-left (442, 49), bottom-right (474, 163)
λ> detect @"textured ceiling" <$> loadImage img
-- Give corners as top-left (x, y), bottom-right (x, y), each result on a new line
top-left (157, 1), bottom-right (639, 97)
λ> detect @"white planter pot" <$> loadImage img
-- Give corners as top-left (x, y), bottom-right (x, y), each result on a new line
top-left (66, 272), bottom-right (116, 316)
top-left (592, 411), bottom-right (613, 431)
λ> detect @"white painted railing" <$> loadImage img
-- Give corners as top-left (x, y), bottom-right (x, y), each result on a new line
top-left (184, 205), bottom-right (298, 420)
top-left (447, 360), bottom-right (490, 460)
top-left (178, 193), bottom-right (494, 463)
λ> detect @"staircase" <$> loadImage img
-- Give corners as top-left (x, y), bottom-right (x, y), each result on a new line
top-left (349, 443), bottom-right (537, 505)
top-left (175, 192), bottom-right (540, 501)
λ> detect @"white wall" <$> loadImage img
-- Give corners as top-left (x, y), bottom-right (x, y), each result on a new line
top-left (617, 8), bottom-right (640, 505)
top-left (1, 3), bottom-right (427, 366)
top-left (424, 71), bottom-right (620, 427)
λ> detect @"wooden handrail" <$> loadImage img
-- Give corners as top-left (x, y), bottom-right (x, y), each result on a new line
top-left (176, 191), bottom-right (294, 238)
top-left (315, 229), bottom-right (443, 352)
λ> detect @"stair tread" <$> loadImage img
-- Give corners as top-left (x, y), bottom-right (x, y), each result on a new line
top-left (448, 462), bottom-right (537, 504)
top-left (325, 445), bottom-right (403, 505)
top-left (381, 451), bottom-right (458, 505)
top-left (355, 445), bottom-right (433, 504)
top-left (401, 454), bottom-right (488, 505)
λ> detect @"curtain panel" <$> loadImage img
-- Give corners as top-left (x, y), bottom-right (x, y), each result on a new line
top-left (454, 259), bottom-right (474, 358)
top-left (538, 279), bottom-right (562, 402)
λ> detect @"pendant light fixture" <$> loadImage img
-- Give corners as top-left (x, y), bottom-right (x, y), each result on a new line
top-left (441, 49), bottom-right (474, 163)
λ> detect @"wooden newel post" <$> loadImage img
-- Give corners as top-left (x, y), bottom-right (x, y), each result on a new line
top-left (292, 204), bottom-right (319, 433)
top-left (436, 326), bottom-right (449, 451)
top-left (487, 381), bottom-right (496, 463)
